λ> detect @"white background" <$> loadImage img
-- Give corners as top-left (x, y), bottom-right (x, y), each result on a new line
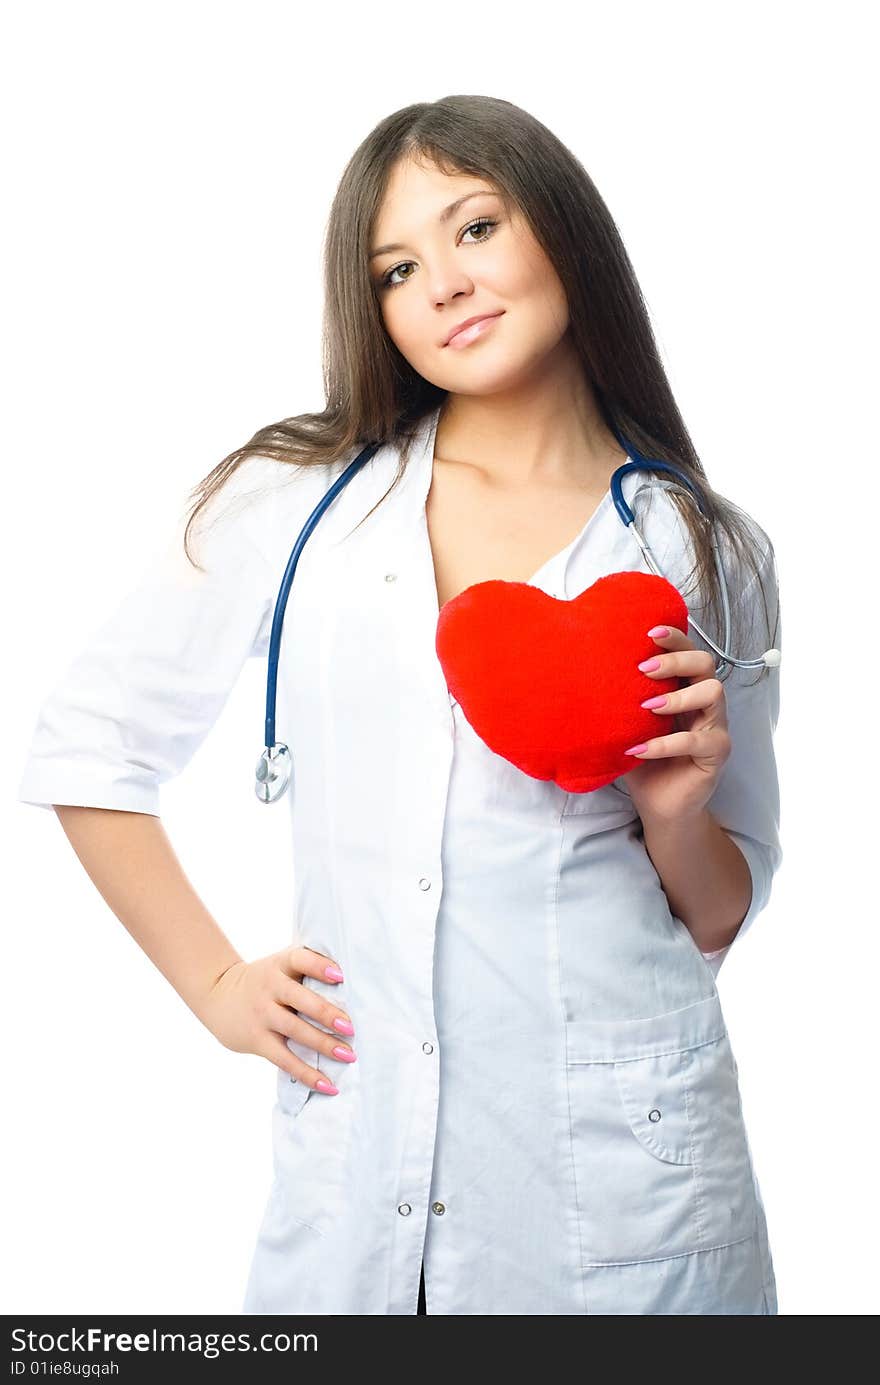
top-left (3, 0), bottom-right (876, 1316)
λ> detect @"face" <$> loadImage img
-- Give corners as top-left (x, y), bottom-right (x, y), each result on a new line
top-left (368, 156), bottom-right (571, 394)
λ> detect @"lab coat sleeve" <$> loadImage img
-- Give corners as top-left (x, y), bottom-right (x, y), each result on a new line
top-left (632, 487), bottom-right (783, 977)
top-left (16, 456), bottom-right (285, 817)
top-left (696, 535), bottom-right (783, 975)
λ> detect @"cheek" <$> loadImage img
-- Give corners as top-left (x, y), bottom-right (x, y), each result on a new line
top-left (495, 242), bottom-right (569, 334)
top-left (380, 296), bottom-right (425, 358)
top-left (523, 257), bottom-right (569, 327)
top-left (505, 284), bottom-right (570, 357)
top-left (539, 285), bottom-right (571, 341)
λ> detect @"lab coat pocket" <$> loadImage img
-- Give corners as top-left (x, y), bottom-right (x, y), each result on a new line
top-left (270, 1019), bottom-right (357, 1243)
top-left (564, 991), bottom-right (759, 1266)
top-left (269, 949), bottom-right (359, 1242)
top-left (276, 946), bottom-right (343, 1118)
top-left (277, 1034), bottom-right (319, 1119)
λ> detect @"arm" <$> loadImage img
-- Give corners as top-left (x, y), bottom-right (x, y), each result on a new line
top-left (52, 806), bottom-right (241, 1026)
top-left (17, 463), bottom-right (280, 1017)
top-left (641, 806), bottom-right (754, 954)
top-left (19, 454), bottom-right (357, 1086)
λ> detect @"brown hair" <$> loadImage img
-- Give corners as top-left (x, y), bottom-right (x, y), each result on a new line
top-left (183, 94), bottom-right (778, 683)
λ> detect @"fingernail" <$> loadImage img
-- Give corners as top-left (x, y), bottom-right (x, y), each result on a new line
top-left (332, 1046), bottom-right (358, 1062)
top-left (638, 657), bottom-right (661, 672)
top-left (333, 1017), bottom-right (355, 1035)
top-left (641, 694), bottom-right (667, 709)
top-left (647, 626), bottom-right (669, 638)
top-left (324, 965), bottom-right (345, 981)
top-left (316, 1078), bottom-right (339, 1095)
top-left (624, 743), bottom-right (649, 755)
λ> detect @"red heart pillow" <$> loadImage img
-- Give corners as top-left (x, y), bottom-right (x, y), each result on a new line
top-left (435, 570), bottom-right (689, 793)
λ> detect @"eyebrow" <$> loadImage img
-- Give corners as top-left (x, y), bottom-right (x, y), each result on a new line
top-left (368, 190), bottom-right (500, 260)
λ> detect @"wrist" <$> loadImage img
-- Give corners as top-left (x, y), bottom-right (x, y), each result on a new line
top-left (188, 950), bottom-right (245, 1025)
top-left (638, 803), bottom-right (712, 836)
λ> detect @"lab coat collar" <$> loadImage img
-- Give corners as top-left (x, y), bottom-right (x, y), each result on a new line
top-left (316, 404), bottom-right (442, 555)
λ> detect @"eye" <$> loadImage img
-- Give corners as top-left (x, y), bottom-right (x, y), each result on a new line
top-left (377, 217), bottom-right (499, 290)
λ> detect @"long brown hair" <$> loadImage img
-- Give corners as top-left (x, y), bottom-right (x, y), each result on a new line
top-left (183, 94), bottom-right (778, 684)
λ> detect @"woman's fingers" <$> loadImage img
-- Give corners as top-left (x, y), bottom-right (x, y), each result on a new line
top-left (639, 626), bottom-right (727, 733)
top-left (641, 676), bottom-right (726, 717)
top-left (639, 647), bottom-right (715, 680)
top-left (277, 953), bottom-right (355, 1040)
top-left (625, 724), bottom-right (730, 763)
top-left (270, 1000), bottom-right (357, 1064)
top-left (285, 943), bottom-right (345, 984)
top-left (263, 1030), bottom-right (340, 1091)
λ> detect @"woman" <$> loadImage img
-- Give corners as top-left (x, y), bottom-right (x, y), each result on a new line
top-left (17, 95), bottom-right (782, 1315)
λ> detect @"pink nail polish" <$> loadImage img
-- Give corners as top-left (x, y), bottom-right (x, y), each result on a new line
top-left (624, 743), bottom-right (649, 756)
top-left (641, 694), bottom-right (667, 709)
top-left (324, 965), bottom-right (345, 981)
top-left (316, 1078), bottom-right (339, 1095)
top-left (647, 626), bottom-right (669, 638)
top-left (333, 1017), bottom-right (355, 1035)
top-left (332, 1046), bottom-right (358, 1062)
top-left (638, 657), bottom-right (661, 672)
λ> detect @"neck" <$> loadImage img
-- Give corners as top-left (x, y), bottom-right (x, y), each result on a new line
top-left (434, 347), bottom-right (626, 490)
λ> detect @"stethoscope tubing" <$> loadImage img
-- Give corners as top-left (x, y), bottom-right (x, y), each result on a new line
top-left (263, 442), bottom-right (382, 752)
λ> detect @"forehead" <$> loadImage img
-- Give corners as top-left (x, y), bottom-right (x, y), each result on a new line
top-left (373, 158), bottom-right (503, 226)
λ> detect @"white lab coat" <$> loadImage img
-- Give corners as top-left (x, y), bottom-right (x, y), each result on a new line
top-left (18, 404), bottom-right (782, 1315)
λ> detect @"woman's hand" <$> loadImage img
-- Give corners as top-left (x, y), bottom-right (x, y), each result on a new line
top-left (197, 946), bottom-right (356, 1094)
top-left (623, 624), bottom-right (731, 824)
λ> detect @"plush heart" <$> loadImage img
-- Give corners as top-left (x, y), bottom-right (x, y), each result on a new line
top-left (435, 570), bottom-right (690, 793)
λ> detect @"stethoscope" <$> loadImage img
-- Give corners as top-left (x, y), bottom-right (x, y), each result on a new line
top-left (255, 429), bottom-right (782, 803)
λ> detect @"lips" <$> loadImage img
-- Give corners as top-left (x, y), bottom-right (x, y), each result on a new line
top-left (443, 311), bottom-right (504, 347)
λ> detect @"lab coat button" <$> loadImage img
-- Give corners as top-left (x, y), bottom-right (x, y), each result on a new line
top-left (648, 1109), bottom-right (662, 1122)
top-left (422, 1041), bottom-right (434, 1054)
top-left (398, 1203), bottom-right (412, 1216)
top-left (418, 877), bottom-right (431, 891)
top-left (384, 572), bottom-right (397, 582)
top-left (431, 1202), bottom-right (446, 1216)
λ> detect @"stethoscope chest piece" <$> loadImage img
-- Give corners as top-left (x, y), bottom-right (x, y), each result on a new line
top-left (255, 743), bottom-right (292, 803)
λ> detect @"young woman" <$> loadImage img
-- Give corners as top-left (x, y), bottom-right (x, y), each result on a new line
top-left (18, 95), bottom-right (782, 1316)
